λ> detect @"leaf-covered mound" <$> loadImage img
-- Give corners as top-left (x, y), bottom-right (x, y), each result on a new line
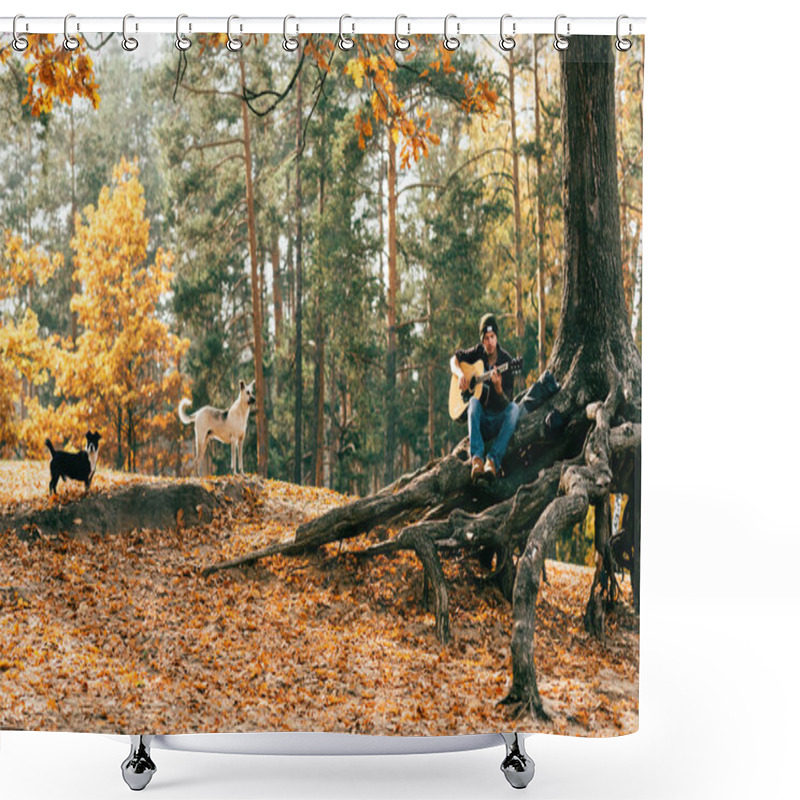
top-left (0, 463), bottom-right (638, 736)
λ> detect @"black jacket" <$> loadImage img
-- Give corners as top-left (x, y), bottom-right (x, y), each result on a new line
top-left (454, 343), bottom-right (515, 412)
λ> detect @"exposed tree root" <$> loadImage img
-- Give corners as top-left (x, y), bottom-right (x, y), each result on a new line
top-left (202, 384), bottom-right (640, 720)
top-left (203, 38), bottom-right (647, 718)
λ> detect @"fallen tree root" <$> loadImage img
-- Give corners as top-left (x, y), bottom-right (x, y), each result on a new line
top-left (500, 402), bottom-right (640, 719)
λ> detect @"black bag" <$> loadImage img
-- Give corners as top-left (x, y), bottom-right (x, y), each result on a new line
top-left (544, 409), bottom-right (565, 440)
top-left (518, 369), bottom-right (560, 416)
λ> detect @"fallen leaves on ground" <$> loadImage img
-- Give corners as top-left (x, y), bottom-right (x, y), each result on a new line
top-left (0, 462), bottom-right (638, 737)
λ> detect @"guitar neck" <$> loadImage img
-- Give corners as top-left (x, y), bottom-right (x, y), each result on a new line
top-left (477, 362), bottom-right (510, 383)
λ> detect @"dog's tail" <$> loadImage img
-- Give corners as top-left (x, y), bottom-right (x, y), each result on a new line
top-left (178, 398), bottom-right (196, 425)
top-left (45, 438), bottom-right (56, 456)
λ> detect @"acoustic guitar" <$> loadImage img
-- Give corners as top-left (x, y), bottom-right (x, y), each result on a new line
top-left (449, 357), bottom-right (523, 422)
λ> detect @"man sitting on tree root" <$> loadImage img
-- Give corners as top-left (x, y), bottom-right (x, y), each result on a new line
top-left (450, 313), bottom-right (520, 483)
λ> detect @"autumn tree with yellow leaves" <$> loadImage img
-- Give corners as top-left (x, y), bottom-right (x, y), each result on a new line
top-left (0, 234), bottom-right (61, 453)
top-left (2, 160), bottom-right (190, 473)
top-left (50, 158), bottom-right (189, 473)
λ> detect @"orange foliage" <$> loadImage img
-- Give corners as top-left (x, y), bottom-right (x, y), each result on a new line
top-left (0, 35), bottom-right (100, 116)
top-left (0, 466), bottom-right (638, 736)
top-left (1, 160), bottom-right (190, 468)
top-left (55, 158), bottom-right (190, 471)
top-left (174, 33), bottom-right (496, 171)
top-left (345, 36), bottom-right (497, 169)
top-left (1, 232), bottom-right (62, 301)
top-left (0, 236), bottom-right (63, 454)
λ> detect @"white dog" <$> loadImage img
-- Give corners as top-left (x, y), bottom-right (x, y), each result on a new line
top-left (178, 380), bottom-right (256, 476)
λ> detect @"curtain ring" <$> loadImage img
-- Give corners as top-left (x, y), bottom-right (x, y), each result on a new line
top-left (227, 15), bottom-right (243, 51)
top-left (443, 14), bottom-right (460, 51)
top-left (338, 15), bottom-right (355, 51)
top-left (12, 15), bottom-right (28, 52)
top-left (175, 14), bottom-right (192, 51)
top-left (121, 14), bottom-right (139, 51)
top-left (63, 14), bottom-right (80, 51)
top-left (283, 15), bottom-right (299, 52)
top-left (394, 14), bottom-right (410, 51)
top-left (553, 14), bottom-right (570, 51)
top-left (615, 15), bottom-right (632, 52)
top-left (499, 14), bottom-right (516, 51)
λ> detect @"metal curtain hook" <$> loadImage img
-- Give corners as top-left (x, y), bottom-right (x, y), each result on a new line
top-left (12, 15), bottom-right (28, 52)
top-left (64, 14), bottom-right (80, 51)
top-left (616, 15), bottom-right (632, 52)
top-left (338, 14), bottom-right (355, 50)
top-left (227, 15), bottom-right (243, 51)
top-left (443, 14), bottom-right (460, 51)
top-left (121, 14), bottom-right (139, 51)
top-left (554, 14), bottom-right (570, 51)
top-left (499, 14), bottom-right (516, 51)
top-left (175, 13), bottom-right (192, 51)
top-left (283, 15), bottom-right (299, 52)
top-left (394, 14), bottom-right (410, 51)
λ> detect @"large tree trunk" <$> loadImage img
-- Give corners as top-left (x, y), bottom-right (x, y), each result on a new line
top-left (311, 171), bottom-right (326, 487)
top-left (533, 35), bottom-right (547, 375)
top-left (270, 227), bottom-right (283, 350)
top-left (548, 38), bottom-right (641, 406)
top-left (293, 49), bottom-right (304, 485)
top-left (204, 35), bottom-right (641, 724)
top-left (384, 129), bottom-right (399, 485)
top-left (508, 48), bottom-right (525, 342)
top-left (501, 35), bottom-right (641, 717)
top-left (265, 109), bottom-right (284, 352)
top-left (239, 56), bottom-right (269, 477)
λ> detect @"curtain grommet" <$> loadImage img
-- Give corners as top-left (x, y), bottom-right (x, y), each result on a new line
top-left (394, 15), bottom-right (410, 51)
top-left (283, 15), bottom-right (299, 52)
top-left (12, 15), bottom-right (29, 52)
top-left (226, 16), bottom-right (243, 52)
top-left (63, 14), bottom-right (80, 51)
top-left (175, 13), bottom-right (192, 51)
top-left (121, 14), bottom-right (139, 51)
top-left (338, 14), bottom-right (355, 51)
top-left (499, 14), bottom-right (516, 51)
top-left (443, 14), bottom-right (460, 51)
top-left (553, 14), bottom-right (570, 51)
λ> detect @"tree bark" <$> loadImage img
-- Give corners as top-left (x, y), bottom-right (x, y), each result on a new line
top-left (312, 172), bottom-right (326, 487)
top-left (427, 290), bottom-right (436, 460)
top-left (549, 37), bottom-right (641, 407)
top-left (533, 36), bottom-right (547, 375)
top-left (509, 48), bottom-right (525, 341)
top-left (384, 129), bottom-right (399, 485)
top-left (501, 35), bottom-right (641, 717)
top-left (270, 228), bottom-right (283, 349)
top-left (239, 56), bottom-right (269, 477)
top-left (293, 49), bottom-right (304, 485)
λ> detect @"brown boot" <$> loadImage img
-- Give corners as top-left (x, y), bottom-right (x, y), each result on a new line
top-left (470, 456), bottom-right (485, 483)
top-left (484, 457), bottom-right (497, 482)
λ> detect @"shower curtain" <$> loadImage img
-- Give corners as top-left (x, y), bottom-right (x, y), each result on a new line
top-left (0, 29), bottom-right (642, 738)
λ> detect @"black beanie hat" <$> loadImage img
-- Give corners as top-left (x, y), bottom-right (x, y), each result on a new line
top-left (479, 313), bottom-right (500, 341)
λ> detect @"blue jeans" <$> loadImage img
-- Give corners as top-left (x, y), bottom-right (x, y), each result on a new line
top-left (468, 397), bottom-right (520, 469)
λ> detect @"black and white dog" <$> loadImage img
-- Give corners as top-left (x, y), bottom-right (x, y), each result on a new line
top-left (45, 431), bottom-right (101, 494)
top-left (178, 380), bottom-right (256, 476)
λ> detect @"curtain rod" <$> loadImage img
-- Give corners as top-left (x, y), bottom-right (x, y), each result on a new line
top-left (0, 16), bottom-right (646, 37)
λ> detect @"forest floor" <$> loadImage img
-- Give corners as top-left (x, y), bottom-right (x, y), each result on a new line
top-left (0, 460), bottom-right (638, 737)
